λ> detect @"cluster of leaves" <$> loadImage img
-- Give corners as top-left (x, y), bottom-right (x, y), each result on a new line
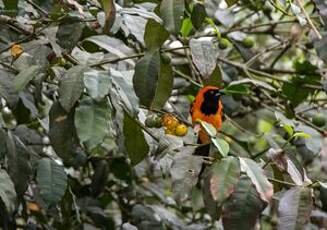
top-left (0, 0), bottom-right (327, 229)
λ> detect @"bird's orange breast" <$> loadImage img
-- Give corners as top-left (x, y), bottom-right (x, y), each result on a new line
top-left (191, 86), bottom-right (223, 143)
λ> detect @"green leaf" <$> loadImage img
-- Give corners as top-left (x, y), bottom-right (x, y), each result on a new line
top-left (49, 102), bottom-right (80, 165)
top-left (222, 176), bottom-right (267, 229)
top-left (180, 18), bottom-right (193, 38)
top-left (109, 69), bottom-right (139, 115)
top-left (144, 19), bottom-right (169, 50)
top-left (6, 131), bottom-right (32, 196)
top-left (100, 0), bottom-right (116, 34)
top-left (191, 2), bottom-right (206, 30)
top-left (0, 169), bottom-right (17, 215)
top-left (56, 20), bottom-right (84, 50)
top-left (226, 0), bottom-right (238, 7)
top-left (123, 111), bottom-right (149, 166)
top-left (84, 35), bottom-right (134, 62)
top-left (282, 82), bottom-right (310, 106)
top-left (58, 65), bottom-right (86, 112)
top-left (239, 157), bottom-right (273, 203)
top-left (37, 158), bottom-right (67, 206)
top-left (229, 78), bottom-right (276, 92)
top-left (170, 148), bottom-right (203, 202)
top-left (151, 57), bottom-right (173, 110)
top-left (189, 38), bottom-right (219, 78)
top-left (0, 69), bottom-right (18, 107)
top-left (212, 138), bottom-right (230, 157)
top-left (293, 132), bottom-right (311, 139)
top-left (14, 65), bottom-right (41, 92)
top-left (204, 157), bottom-right (240, 205)
top-left (133, 50), bottom-right (160, 107)
top-left (159, 0), bottom-right (185, 34)
top-left (223, 84), bottom-right (250, 95)
top-left (198, 120), bottom-right (217, 137)
top-left (278, 187), bottom-right (312, 230)
top-left (74, 96), bottom-right (110, 150)
top-left (84, 70), bottom-right (111, 101)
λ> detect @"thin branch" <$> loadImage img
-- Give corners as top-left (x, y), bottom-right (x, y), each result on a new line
top-left (296, 0), bottom-right (322, 39)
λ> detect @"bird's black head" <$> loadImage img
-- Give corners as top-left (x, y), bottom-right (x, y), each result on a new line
top-left (203, 89), bottom-right (222, 102)
top-left (200, 89), bottom-right (223, 116)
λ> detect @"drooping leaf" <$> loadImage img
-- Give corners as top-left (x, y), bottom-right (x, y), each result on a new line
top-left (191, 2), bottom-right (206, 29)
top-left (74, 96), bottom-right (110, 150)
top-left (84, 70), bottom-right (111, 101)
top-left (198, 120), bottom-right (217, 137)
top-left (159, 0), bottom-right (185, 34)
top-left (189, 38), bottom-right (219, 79)
top-left (14, 65), bottom-right (41, 92)
top-left (56, 20), bottom-right (84, 50)
top-left (58, 65), bottom-right (86, 112)
top-left (204, 156), bottom-right (240, 205)
top-left (0, 69), bottom-right (18, 107)
top-left (150, 57), bottom-right (173, 110)
top-left (6, 131), bottom-right (32, 196)
top-left (0, 169), bottom-right (17, 215)
top-left (239, 157), bottom-right (273, 203)
top-left (133, 50), bottom-right (160, 107)
top-left (36, 158), bottom-right (67, 206)
top-left (211, 138), bottom-right (230, 157)
top-left (49, 102), bottom-right (80, 165)
top-left (171, 148), bottom-right (203, 203)
top-left (278, 187), bottom-right (312, 230)
top-left (144, 19), bottom-right (169, 50)
top-left (109, 69), bottom-right (139, 115)
top-left (100, 0), bottom-right (116, 34)
top-left (123, 111), bottom-right (149, 166)
top-left (222, 176), bottom-right (267, 229)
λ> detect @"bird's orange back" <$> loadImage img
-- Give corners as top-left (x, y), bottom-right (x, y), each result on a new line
top-left (191, 86), bottom-right (223, 143)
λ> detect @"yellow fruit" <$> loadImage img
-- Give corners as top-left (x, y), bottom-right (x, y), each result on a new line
top-left (165, 128), bottom-right (175, 135)
top-left (174, 124), bottom-right (188, 136)
top-left (10, 43), bottom-right (23, 58)
top-left (161, 113), bottom-right (179, 130)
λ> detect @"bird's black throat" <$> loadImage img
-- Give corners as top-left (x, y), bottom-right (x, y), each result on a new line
top-left (200, 89), bottom-right (221, 116)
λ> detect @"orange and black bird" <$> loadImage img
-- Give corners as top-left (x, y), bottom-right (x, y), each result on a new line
top-left (191, 85), bottom-right (223, 155)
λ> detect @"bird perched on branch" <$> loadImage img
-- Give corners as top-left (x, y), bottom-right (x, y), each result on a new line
top-left (191, 85), bottom-right (223, 155)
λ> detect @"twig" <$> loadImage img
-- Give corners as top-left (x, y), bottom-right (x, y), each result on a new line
top-left (268, 177), bottom-right (298, 186)
top-left (295, 0), bottom-right (322, 39)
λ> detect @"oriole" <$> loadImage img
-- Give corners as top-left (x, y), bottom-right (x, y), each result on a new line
top-left (191, 85), bottom-right (223, 144)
